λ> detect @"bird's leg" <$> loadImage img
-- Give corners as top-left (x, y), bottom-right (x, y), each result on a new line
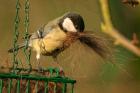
top-left (53, 56), bottom-right (63, 72)
top-left (37, 59), bottom-right (41, 71)
top-left (36, 53), bottom-right (43, 72)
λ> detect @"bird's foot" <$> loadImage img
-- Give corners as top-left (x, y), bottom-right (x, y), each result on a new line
top-left (38, 66), bottom-right (44, 73)
top-left (54, 61), bottom-right (64, 74)
top-left (27, 64), bottom-right (32, 73)
top-left (58, 66), bottom-right (63, 72)
top-left (59, 68), bottom-right (65, 76)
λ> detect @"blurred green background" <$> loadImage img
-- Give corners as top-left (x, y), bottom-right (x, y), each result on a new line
top-left (0, 0), bottom-right (140, 93)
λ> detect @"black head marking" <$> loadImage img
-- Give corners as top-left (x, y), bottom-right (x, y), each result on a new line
top-left (59, 12), bottom-right (85, 32)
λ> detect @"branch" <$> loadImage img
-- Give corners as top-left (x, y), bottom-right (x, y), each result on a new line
top-left (99, 0), bottom-right (140, 56)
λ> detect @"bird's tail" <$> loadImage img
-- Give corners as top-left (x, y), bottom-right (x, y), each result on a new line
top-left (8, 43), bottom-right (25, 53)
top-left (78, 32), bottom-right (112, 59)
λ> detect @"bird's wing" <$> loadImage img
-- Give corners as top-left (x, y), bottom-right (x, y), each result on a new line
top-left (29, 24), bottom-right (56, 40)
top-left (30, 13), bottom-right (68, 39)
top-left (42, 16), bottom-right (62, 34)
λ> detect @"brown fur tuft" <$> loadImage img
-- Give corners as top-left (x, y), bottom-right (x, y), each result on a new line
top-left (78, 32), bottom-right (111, 58)
top-left (64, 32), bottom-right (111, 59)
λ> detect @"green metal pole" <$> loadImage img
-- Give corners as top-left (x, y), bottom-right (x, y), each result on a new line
top-left (62, 83), bottom-right (67, 93)
top-left (71, 83), bottom-right (74, 93)
top-left (44, 81), bottom-right (48, 93)
top-left (25, 80), bottom-right (30, 93)
top-left (8, 79), bottom-right (12, 93)
top-left (35, 81), bottom-right (38, 93)
top-left (0, 80), bottom-right (3, 93)
top-left (16, 79), bottom-right (20, 93)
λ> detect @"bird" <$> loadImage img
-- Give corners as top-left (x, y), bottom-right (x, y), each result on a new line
top-left (8, 12), bottom-right (110, 70)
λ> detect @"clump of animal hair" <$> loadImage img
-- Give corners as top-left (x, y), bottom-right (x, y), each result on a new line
top-left (78, 32), bottom-right (112, 59)
top-left (64, 31), bottom-right (112, 59)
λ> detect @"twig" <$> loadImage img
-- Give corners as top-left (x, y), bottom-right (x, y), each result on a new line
top-left (99, 0), bottom-right (140, 56)
top-left (131, 33), bottom-right (139, 45)
top-left (122, 0), bottom-right (140, 7)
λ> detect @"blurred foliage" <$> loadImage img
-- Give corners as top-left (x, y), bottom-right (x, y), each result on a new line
top-left (0, 0), bottom-right (140, 93)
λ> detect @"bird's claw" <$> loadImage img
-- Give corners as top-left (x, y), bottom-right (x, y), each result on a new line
top-left (38, 66), bottom-right (44, 73)
top-left (58, 67), bottom-right (63, 72)
top-left (27, 64), bottom-right (32, 73)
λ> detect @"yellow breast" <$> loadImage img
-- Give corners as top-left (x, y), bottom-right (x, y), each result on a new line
top-left (42, 27), bottom-right (66, 53)
top-left (31, 27), bottom-right (67, 55)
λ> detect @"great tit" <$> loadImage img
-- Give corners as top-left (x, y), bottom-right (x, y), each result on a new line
top-left (8, 12), bottom-right (109, 68)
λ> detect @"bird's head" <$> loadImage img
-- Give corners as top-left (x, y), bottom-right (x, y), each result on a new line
top-left (58, 12), bottom-right (85, 33)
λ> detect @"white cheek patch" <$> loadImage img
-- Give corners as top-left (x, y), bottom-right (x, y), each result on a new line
top-left (62, 18), bottom-right (77, 32)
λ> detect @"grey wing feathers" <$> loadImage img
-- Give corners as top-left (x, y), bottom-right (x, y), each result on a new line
top-left (34, 17), bottom-right (60, 39)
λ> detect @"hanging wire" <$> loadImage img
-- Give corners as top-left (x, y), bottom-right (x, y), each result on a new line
top-left (23, 0), bottom-right (32, 71)
top-left (12, 0), bottom-right (20, 72)
top-left (12, 0), bottom-right (32, 72)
